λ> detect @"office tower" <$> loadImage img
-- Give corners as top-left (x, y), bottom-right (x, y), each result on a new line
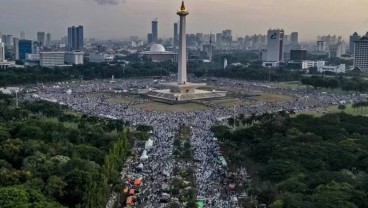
top-left (76, 26), bottom-right (83, 50)
top-left (222, 29), bottom-right (232, 46)
top-left (266, 29), bottom-right (284, 62)
top-left (0, 40), bottom-right (4, 62)
top-left (147, 33), bottom-right (153, 44)
top-left (317, 41), bottom-right (326, 51)
top-left (13, 38), bottom-right (19, 60)
top-left (152, 19), bottom-right (158, 43)
top-left (20, 31), bottom-right (25, 40)
top-left (354, 33), bottom-right (368, 72)
top-left (174, 22), bottom-right (178, 46)
top-left (216, 33), bottom-right (223, 46)
top-left (67, 26), bottom-right (84, 51)
top-left (37, 32), bottom-right (45, 47)
top-left (349, 32), bottom-right (361, 55)
top-left (291, 32), bottom-right (298, 45)
top-left (18, 40), bottom-right (33, 60)
top-left (5, 35), bottom-right (13, 47)
top-left (46, 33), bottom-right (51, 46)
top-left (40, 52), bottom-right (65, 67)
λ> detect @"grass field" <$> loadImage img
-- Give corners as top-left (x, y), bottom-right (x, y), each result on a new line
top-left (133, 102), bottom-right (210, 112)
top-left (297, 104), bottom-right (368, 117)
top-left (254, 92), bottom-right (294, 102)
top-left (212, 98), bottom-right (252, 107)
top-left (270, 81), bottom-right (306, 90)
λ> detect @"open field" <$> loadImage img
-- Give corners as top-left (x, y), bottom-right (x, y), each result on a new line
top-left (212, 98), bottom-right (252, 107)
top-left (270, 81), bottom-right (306, 90)
top-left (133, 101), bottom-right (211, 112)
top-left (254, 92), bottom-right (294, 102)
top-left (297, 104), bottom-right (368, 117)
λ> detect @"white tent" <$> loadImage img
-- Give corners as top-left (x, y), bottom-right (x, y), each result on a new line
top-left (145, 138), bottom-right (153, 150)
top-left (66, 89), bottom-right (72, 95)
top-left (140, 150), bottom-right (148, 161)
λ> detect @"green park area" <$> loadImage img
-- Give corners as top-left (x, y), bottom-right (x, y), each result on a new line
top-left (0, 94), bottom-right (131, 208)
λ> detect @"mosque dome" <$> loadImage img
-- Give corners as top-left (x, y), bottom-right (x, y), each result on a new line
top-left (150, 44), bottom-right (166, 52)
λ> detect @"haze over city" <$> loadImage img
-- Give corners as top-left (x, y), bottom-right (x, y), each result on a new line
top-left (1, 0), bottom-right (368, 40)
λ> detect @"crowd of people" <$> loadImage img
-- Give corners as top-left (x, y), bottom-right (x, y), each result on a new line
top-left (24, 77), bottom-right (365, 207)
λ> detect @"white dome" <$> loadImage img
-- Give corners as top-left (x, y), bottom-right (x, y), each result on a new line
top-left (150, 44), bottom-right (166, 52)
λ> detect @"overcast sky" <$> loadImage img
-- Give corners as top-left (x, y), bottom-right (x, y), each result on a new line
top-left (1, 0), bottom-right (368, 41)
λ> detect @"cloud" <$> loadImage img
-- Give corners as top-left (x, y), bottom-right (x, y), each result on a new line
top-left (93, 0), bottom-right (123, 5)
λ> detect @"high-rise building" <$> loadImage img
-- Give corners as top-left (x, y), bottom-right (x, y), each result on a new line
top-left (0, 39), bottom-right (4, 62)
top-left (349, 32), bottom-right (361, 55)
top-left (266, 29), bottom-right (284, 62)
top-left (291, 32), bottom-right (298, 46)
top-left (37, 32), bottom-right (45, 47)
top-left (20, 31), bottom-right (25, 40)
top-left (46, 33), bottom-right (51, 46)
top-left (354, 33), bottom-right (368, 72)
top-left (216, 33), bottom-right (223, 46)
top-left (18, 40), bottom-right (33, 60)
top-left (13, 38), bottom-right (19, 60)
top-left (147, 33), bottom-right (153, 44)
top-left (67, 26), bottom-right (84, 51)
top-left (152, 19), bottom-right (158, 43)
top-left (174, 22), bottom-right (178, 46)
top-left (317, 41), bottom-right (326, 51)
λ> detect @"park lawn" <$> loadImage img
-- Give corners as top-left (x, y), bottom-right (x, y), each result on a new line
top-left (133, 101), bottom-right (210, 112)
top-left (296, 104), bottom-right (368, 117)
top-left (255, 92), bottom-right (294, 102)
top-left (270, 81), bottom-right (306, 90)
top-left (212, 98), bottom-right (252, 107)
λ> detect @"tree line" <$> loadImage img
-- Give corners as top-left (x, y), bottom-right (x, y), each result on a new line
top-left (0, 95), bottom-right (131, 207)
top-left (301, 76), bottom-right (368, 92)
top-left (212, 112), bottom-right (368, 208)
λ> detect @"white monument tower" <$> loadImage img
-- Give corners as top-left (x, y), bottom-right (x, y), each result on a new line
top-left (147, 1), bottom-right (226, 102)
top-left (177, 1), bottom-right (188, 85)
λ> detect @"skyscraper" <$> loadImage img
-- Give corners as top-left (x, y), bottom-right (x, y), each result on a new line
top-left (354, 33), bottom-right (368, 72)
top-left (291, 32), bottom-right (298, 46)
top-left (177, 2), bottom-right (188, 85)
top-left (266, 29), bottom-right (284, 62)
top-left (13, 38), bottom-right (19, 60)
top-left (152, 19), bottom-right (158, 43)
top-left (37, 32), bottom-right (45, 47)
top-left (18, 40), bottom-right (33, 60)
top-left (46, 33), bottom-right (51, 46)
top-left (67, 26), bottom-right (84, 51)
top-left (0, 39), bottom-right (4, 62)
top-left (174, 22), bottom-right (178, 46)
top-left (349, 32), bottom-right (361, 55)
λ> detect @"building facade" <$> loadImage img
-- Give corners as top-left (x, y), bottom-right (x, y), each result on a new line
top-left (152, 20), bottom-right (158, 43)
top-left (18, 40), bottom-right (33, 60)
top-left (349, 32), bottom-right (360, 55)
top-left (354, 34), bottom-right (368, 72)
top-left (37, 32), bottom-right (45, 47)
top-left (65, 51), bottom-right (84, 65)
top-left (67, 26), bottom-right (84, 51)
top-left (266, 29), bottom-right (284, 62)
top-left (40, 52), bottom-right (65, 67)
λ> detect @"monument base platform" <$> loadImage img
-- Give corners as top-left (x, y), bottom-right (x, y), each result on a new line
top-left (146, 82), bottom-right (227, 102)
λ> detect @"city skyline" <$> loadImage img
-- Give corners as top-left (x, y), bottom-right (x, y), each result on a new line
top-left (1, 0), bottom-right (368, 41)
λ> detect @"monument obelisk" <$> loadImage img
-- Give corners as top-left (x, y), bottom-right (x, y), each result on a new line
top-left (147, 1), bottom-right (226, 102)
top-left (177, 1), bottom-right (189, 85)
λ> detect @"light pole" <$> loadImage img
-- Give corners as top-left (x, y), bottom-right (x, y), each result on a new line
top-left (268, 66), bottom-right (271, 83)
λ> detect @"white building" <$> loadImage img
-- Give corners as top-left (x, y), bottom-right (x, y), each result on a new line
top-left (302, 60), bottom-right (325, 69)
top-left (65, 51), bottom-right (84, 65)
top-left (40, 52), bottom-right (66, 67)
top-left (89, 53), bottom-right (115, 63)
top-left (354, 33), bottom-right (368, 72)
top-left (266, 29), bottom-right (284, 62)
top-left (318, 64), bottom-right (345, 74)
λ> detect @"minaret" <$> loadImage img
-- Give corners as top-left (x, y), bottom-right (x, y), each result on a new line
top-left (177, 1), bottom-right (189, 85)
